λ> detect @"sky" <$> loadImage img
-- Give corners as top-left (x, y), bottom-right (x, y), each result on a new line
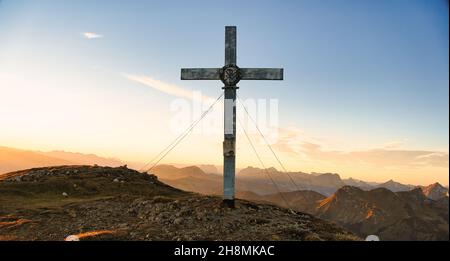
top-left (0, 0), bottom-right (448, 185)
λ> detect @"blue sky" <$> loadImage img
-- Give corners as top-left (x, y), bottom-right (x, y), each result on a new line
top-left (0, 0), bottom-right (448, 184)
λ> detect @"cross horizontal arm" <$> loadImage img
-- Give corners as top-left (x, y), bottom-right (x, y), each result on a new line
top-left (181, 68), bottom-right (221, 80)
top-left (240, 68), bottom-right (284, 80)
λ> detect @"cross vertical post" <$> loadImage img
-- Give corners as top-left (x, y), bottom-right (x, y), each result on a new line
top-left (222, 26), bottom-right (237, 207)
top-left (180, 26), bottom-right (283, 208)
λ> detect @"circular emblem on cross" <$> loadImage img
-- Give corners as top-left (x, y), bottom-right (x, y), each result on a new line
top-left (220, 64), bottom-right (241, 86)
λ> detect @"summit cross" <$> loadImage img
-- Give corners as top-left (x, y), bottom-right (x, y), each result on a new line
top-left (181, 26), bottom-right (284, 207)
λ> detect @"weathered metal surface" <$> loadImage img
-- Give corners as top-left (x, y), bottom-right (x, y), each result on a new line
top-left (220, 64), bottom-right (241, 86)
top-left (223, 139), bottom-right (235, 156)
top-left (180, 68), bottom-right (221, 80)
top-left (240, 68), bottom-right (284, 80)
top-left (223, 85), bottom-right (236, 203)
top-left (223, 153), bottom-right (235, 201)
top-left (224, 98), bottom-right (235, 135)
top-left (224, 88), bottom-right (236, 139)
top-left (225, 26), bottom-right (236, 65)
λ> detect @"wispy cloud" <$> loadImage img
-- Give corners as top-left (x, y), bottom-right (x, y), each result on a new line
top-left (381, 140), bottom-right (406, 149)
top-left (272, 128), bottom-right (449, 168)
top-left (123, 74), bottom-right (215, 103)
top-left (81, 32), bottom-right (103, 39)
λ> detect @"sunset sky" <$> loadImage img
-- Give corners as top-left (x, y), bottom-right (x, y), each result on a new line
top-left (0, 0), bottom-right (448, 186)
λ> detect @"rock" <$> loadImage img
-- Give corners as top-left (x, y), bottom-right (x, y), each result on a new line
top-left (271, 234), bottom-right (281, 240)
top-left (65, 235), bottom-right (80, 241)
top-left (118, 223), bottom-right (129, 229)
top-left (62, 192), bottom-right (68, 197)
top-left (173, 217), bottom-right (183, 225)
top-left (68, 210), bottom-right (77, 218)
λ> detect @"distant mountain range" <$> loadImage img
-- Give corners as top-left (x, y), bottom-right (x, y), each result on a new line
top-left (0, 146), bottom-right (136, 175)
top-left (376, 179), bottom-right (416, 192)
top-left (0, 146), bottom-right (73, 174)
top-left (2, 145), bottom-right (446, 192)
top-left (150, 164), bottom-right (448, 197)
top-left (1, 145), bottom-right (448, 240)
top-left (150, 164), bottom-right (348, 197)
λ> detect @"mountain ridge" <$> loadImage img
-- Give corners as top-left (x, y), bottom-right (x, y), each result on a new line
top-left (298, 186), bottom-right (448, 240)
top-left (0, 146), bottom-right (138, 175)
top-left (419, 182), bottom-right (449, 200)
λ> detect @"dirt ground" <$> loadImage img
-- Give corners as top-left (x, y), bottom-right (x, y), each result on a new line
top-left (0, 165), bottom-right (359, 241)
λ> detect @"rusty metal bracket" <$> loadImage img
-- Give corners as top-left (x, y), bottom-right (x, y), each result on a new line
top-left (223, 139), bottom-right (235, 157)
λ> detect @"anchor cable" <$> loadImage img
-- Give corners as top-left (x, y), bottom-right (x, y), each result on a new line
top-left (237, 95), bottom-right (303, 193)
top-left (237, 115), bottom-right (295, 211)
top-left (139, 93), bottom-right (223, 173)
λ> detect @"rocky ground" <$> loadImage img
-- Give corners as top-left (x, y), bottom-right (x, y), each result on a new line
top-left (0, 165), bottom-right (359, 241)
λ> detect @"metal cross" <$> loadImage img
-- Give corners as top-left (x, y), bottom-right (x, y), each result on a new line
top-left (181, 26), bottom-right (283, 207)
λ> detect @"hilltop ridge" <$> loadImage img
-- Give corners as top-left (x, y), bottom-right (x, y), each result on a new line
top-left (0, 165), bottom-right (358, 241)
